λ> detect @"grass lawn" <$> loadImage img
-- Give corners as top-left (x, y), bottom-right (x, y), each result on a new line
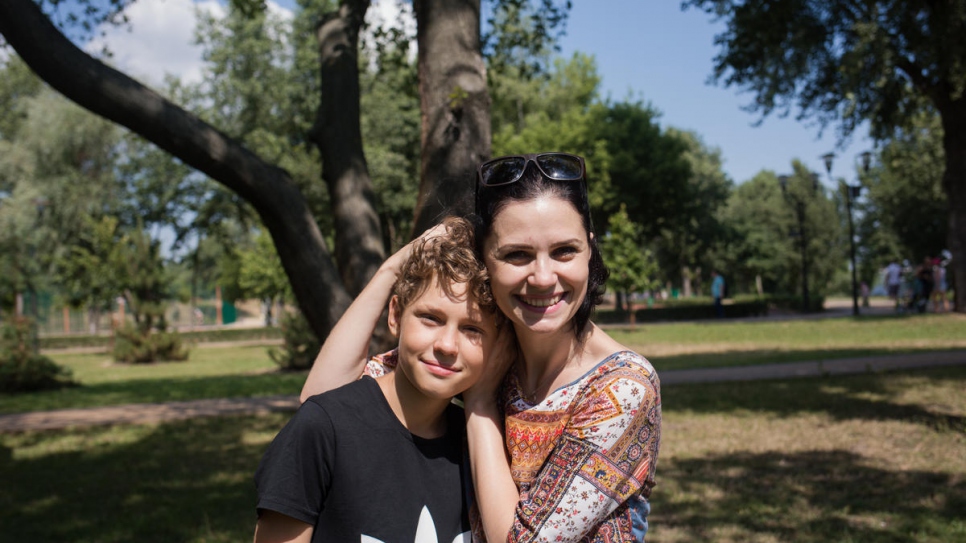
top-left (609, 312), bottom-right (966, 371)
top-left (1, 366), bottom-right (964, 542)
top-left (0, 313), bottom-right (961, 414)
top-left (0, 344), bottom-right (306, 414)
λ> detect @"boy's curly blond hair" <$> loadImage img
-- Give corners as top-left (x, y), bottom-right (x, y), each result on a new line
top-left (393, 216), bottom-right (496, 315)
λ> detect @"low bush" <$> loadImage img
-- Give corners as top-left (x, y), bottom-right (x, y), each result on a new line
top-left (268, 311), bottom-right (320, 371)
top-left (40, 326), bottom-right (283, 351)
top-left (112, 324), bottom-right (190, 363)
top-left (1, 316), bottom-right (74, 393)
top-left (596, 299), bottom-right (770, 324)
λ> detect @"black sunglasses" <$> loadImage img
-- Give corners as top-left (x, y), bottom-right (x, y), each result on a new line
top-left (476, 153), bottom-right (586, 188)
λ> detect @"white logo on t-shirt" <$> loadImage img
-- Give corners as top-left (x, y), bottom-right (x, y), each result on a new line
top-left (361, 506), bottom-right (470, 543)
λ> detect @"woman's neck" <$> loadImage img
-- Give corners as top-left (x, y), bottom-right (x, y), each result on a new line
top-left (512, 323), bottom-right (588, 397)
top-left (513, 322), bottom-right (623, 397)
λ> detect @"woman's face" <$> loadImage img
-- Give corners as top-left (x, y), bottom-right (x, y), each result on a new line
top-left (482, 195), bottom-right (592, 337)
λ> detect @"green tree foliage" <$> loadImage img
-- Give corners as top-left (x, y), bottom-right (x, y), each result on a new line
top-left (600, 204), bottom-right (660, 312)
top-left (491, 53), bottom-right (614, 218)
top-left (683, 0), bottom-right (966, 311)
top-left (859, 112), bottom-right (948, 267)
top-left (237, 230), bottom-right (291, 314)
top-left (717, 164), bottom-right (844, 300)
top-left (654, 128), bottom-right (732, 293)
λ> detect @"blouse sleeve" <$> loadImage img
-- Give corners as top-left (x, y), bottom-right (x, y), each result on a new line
top-left (363, 349), bottom-right (398, 378)
top-left (510, 363), bottom-right (661, 542)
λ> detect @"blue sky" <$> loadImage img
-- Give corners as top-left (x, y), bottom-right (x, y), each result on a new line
top-left (90, 0), bottom-right (875, 187)
top-left (556, 2), bottom-right (874, 186)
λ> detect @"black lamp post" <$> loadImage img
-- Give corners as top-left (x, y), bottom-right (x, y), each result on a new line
top-left (823, 152), bottom-right (871, 316)
top-left (778, 173), bottom-right (816, 312)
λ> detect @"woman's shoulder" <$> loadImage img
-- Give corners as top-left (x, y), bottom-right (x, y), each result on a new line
top-left (589, 350), bottom-right (659, 387)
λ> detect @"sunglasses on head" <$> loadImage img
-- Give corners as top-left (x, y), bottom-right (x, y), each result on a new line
top-left (476, 153), bottom-right (586, 188)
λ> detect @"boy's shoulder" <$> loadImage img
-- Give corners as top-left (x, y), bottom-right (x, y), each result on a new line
top-left (302, 376), bottom-right (384, 422)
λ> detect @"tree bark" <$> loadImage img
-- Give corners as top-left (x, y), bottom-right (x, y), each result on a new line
top-left (412, 0), bottom-right (491, 235)
top-left (940, 102), bottom-right (966, 312)
top-left (310, 0), bottom-right (385, 296)
top-left (0, 0), bottom-right (353, 339)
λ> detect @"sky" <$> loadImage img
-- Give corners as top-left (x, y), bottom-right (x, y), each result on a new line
top-left (85, 0), bottom-right (875, 187)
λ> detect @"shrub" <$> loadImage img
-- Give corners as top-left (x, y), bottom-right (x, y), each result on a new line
top-left (268, 311), bottom-right (320, 371)
top-left (113, 324), bottom-right (190, 363)
top-left (1, 316), bottom-right (74, 393)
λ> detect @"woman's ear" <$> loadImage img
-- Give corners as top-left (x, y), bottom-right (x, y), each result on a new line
top-left (387, 295), bottom-right (402, 338)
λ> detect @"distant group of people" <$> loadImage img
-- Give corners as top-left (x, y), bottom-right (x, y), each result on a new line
top-left (884, 254), bottom-right (949, 313)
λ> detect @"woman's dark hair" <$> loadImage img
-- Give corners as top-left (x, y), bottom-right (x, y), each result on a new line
top-left (472, 163), bottom-right (608, 339)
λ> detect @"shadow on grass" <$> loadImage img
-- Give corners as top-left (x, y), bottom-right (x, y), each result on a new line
top-left (664, 366), bottom-right (966, 433)
top-left (0, 414), bottom-right (291, 543)
top-left (0, 372), bottom-right (308, 414)
top-left (652, 449), bottom-right (966, 542)
top-left (650, 347), bottom-right (966, 371)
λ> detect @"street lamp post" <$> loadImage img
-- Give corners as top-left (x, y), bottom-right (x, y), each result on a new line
top-left (778, 174), bottom-right (816, 313)
top-left (822, 152), bottom-right (872, 317)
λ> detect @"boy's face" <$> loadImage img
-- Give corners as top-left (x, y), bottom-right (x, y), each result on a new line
top-left (389, 276), bottom-right (497, 401)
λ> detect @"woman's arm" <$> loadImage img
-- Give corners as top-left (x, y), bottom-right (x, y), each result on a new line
top-left (462, 326), bottom-right (520, 541)
top-left (470, 356), bottom-right (661, 542)
top-left (300, 224), bottom-right (447, 402)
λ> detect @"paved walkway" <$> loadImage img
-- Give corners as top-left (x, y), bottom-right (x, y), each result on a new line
top-left (1, 349), bottom-right (964, 433)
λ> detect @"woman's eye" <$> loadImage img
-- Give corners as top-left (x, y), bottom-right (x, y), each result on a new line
top-left (553, 246), bottom-right (578, 258)
top-left (502, 250), bottom-right (531, 263)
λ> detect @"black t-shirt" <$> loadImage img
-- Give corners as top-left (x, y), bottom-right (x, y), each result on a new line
top-left (254, 376), bottom-right (471, 543)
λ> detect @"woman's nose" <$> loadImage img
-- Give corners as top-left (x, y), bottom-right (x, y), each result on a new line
top-left (528, 256), bottom-right (556, 287)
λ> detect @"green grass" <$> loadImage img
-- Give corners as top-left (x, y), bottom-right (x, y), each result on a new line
top-left (650, 366), bottom-right (966, 542)
top-left (607, 313), bottom-right (966, 371)
top-left (1, 313), bottom-right (963, 414)
top-left (2, 367), bottom-right (964, 542)
top-left (0, 345), bottom-right (306, 414)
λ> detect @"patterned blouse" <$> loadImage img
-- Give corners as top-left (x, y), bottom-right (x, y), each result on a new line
top-left (363, 349), bottom-right (662, 543)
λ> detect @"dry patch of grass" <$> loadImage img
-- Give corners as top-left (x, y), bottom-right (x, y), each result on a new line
top-left (650, 367), bottom-right (966, 542)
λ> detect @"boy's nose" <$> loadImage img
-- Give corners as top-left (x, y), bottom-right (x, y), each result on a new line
top-left (434, 326), bottom-right (459, 357)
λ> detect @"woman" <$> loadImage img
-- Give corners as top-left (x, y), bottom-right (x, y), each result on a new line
top-left (301, 153), bottom-right (661, 542)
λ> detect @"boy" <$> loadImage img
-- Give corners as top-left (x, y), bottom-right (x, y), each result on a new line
top-left (253, 218), bottom-right (500, 543)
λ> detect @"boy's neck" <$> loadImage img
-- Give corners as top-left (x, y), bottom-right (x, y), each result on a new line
top-left (376, 372), bottom-right (452, 439)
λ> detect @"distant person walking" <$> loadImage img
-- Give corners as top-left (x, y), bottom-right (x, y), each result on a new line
top-left (931, 257), bottom-right (947, 312)
top-left (885, 260), bottom-right (902, 308)
top-left (711, 270), bottom-right (725, 318)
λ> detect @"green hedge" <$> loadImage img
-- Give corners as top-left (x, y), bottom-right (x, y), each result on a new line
top-left (40, 326), bottom-right (284, 351)
top-left (596, 299), bottom-right (770, 324)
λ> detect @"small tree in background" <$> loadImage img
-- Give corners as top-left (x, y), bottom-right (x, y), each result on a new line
top-left (112, 227), bottom-right (189, 363)
top-left (601, 204), bottom-right (660, 317)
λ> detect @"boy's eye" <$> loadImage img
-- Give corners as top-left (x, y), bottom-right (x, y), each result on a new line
top-left (418, 313), bottom-right (442, 325)
top-left (462, 326), bottom-right (485, 344)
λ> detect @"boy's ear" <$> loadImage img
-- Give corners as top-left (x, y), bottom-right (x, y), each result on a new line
top-left (387, 295), bottom-right (401, 338)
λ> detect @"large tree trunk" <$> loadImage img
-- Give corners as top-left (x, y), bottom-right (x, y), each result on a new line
top-left (0, 0), bottom-right (353, 340)
top-left (941, 103), bottom-right (966, 313)
top-left (412, 0), bottom-right (491, 235)
top-left (310, 0), bottom-right (385, 297)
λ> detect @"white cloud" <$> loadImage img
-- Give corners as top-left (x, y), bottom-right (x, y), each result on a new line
top-left (87, 0), bottom-right (293, 86)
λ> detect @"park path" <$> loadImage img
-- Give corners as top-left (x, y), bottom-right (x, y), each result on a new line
top-left (1, 348), bottom-right (964, 433)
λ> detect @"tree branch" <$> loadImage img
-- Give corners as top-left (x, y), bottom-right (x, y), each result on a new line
top-left (0, 0), bottom-right (353, 340)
